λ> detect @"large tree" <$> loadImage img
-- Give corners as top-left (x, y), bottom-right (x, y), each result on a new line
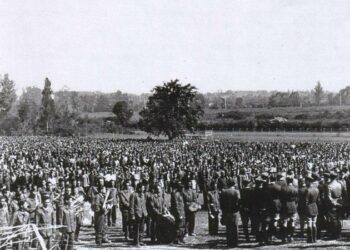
top-left (139, 79), bottom-right (203, 140)
top-left (39, 78), bottom-right (55, 132)
top-left (0, 74), bottom-right (17, 118)
top-left (112, 101), bottom-right (133, 126)
top-left (18, 86), bottom-right (41, 133)
top-left (314, 81), bottom-right (324, 106)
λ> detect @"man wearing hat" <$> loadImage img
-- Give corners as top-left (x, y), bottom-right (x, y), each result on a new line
top-left (304, 174), bottom-right (319, 243)
top-left (251, 176), bottom-right (270, 245)
top-left (240, 178), bottom-right (252, 242)
top-left (220, 177), bottom-right (240, 247)
top-left (298, 177), bottom-right (307, 238)
top-left (317, 171), bottom-right (330, 239)
top-left (280, 175), bottom-right (298, 243)
top-left (326, 171), bottom-right (343, 240)
top-left (267, 174), bottom-right (282, 243)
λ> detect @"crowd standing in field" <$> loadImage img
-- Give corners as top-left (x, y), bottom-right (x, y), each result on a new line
top-left (0, 136), bottom-right (350, 249)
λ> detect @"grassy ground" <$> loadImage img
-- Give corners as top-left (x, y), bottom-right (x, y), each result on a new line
top-left (75, 193), bottom-right (350, 250)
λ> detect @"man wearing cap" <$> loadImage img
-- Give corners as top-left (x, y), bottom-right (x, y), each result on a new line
top-left (280, 175), bottom-right (298, 243)
top-left (119, 179), bottom-right (133, 241)
top-left (220, 177), bottom-right (240, 247)
top-left (92, 185), bottom-right (111, 246)
top-left (326, 171), bottom-right (343, 240)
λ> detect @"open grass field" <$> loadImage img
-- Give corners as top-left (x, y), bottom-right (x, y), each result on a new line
top-left (89, 131), bottom-right (350, 142)
top-left (75, 193), bottom-right (350, 250)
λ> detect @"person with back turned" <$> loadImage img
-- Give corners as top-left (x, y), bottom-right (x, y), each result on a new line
top-left (326, 171), bottom-right (343, 240)
top-left (220, 177), bottom-right (240, 247)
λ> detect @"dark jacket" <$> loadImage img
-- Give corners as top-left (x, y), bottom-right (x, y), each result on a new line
top-left (61, 206), bottom-right (76, 233)
top-left (148, 193), bottom-right (165, 219)
top-left (281, 184), bottom-right (298, 215)
top-left (220, 187), bottom-right (240, 214)
top-left (208, 190), bottom-right (220, 214)
top-left (268, 182), bottom-right (282, 213)
top-left (129, 192), bottom-right (148, 219)
top-left (182, 189), bottom-right (197, 213)
top-left (305, 186), bottom-right (319, 217)
top-left (171, 191), bottom-right (185, 220)
top-left (119, 190), bottom-right (131, 212)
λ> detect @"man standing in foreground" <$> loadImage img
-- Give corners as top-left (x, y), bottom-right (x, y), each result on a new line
top-left (220, 177), bottom-right (241, 247)
top-left (171, 181), bottom-right (186, 245)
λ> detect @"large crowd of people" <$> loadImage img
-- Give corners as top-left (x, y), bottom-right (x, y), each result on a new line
top-left (0, 136), bottom-right (350, 249)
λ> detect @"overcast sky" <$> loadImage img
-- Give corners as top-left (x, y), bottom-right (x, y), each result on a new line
top-left (1, 0), bottom-right (350, 94)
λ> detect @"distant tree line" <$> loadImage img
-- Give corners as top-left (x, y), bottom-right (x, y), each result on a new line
top-left (1, 74), bottom-right (350, 136)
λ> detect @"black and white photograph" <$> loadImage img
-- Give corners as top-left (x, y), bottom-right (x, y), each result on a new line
top-left (1, 1), bottom-right (350, 249)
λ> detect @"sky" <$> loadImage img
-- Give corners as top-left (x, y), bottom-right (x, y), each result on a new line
top-left (0, 0), bottom-right (350, 95)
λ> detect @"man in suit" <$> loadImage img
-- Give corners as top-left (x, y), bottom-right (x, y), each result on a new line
top-left (207, 180), bottom-right (220, 235)
top-left (298, 177), bottom-right (308, 238)
top-left (119, 179), bottom-right (133, 241)
top-left (170, 181), bottom-right (186, 245)
top-left (183, 179), bottom-right (198, 236)
top-left (220, 177), bottom-right (240, 247)
top-left (148, 183), bottom-right (166, 243)
top-left (129, 183), bottom-right (148, 247)
top-left (36, 196), bottom-right (56, 249)
top-left (239, 179), bottom-right (252, 242)
top-left (60, 196), bottom-right (76, 250)
top-left (251, 176), bottom-right (270, 245)
top-left (317, 172), bottom-right (330, 239)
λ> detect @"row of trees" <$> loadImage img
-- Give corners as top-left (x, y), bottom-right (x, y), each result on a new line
top-left (0, 75), bottom-right (204, 139)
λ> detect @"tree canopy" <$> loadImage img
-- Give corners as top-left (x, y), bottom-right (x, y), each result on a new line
top-left (0, 74), bottom-right (17, 118)
top-left (112, 101), bottom-right (133, 126)
top-left (39, 78), bottom-right (55, 132)
top-left (139, 79), bottom-right (203, 140)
